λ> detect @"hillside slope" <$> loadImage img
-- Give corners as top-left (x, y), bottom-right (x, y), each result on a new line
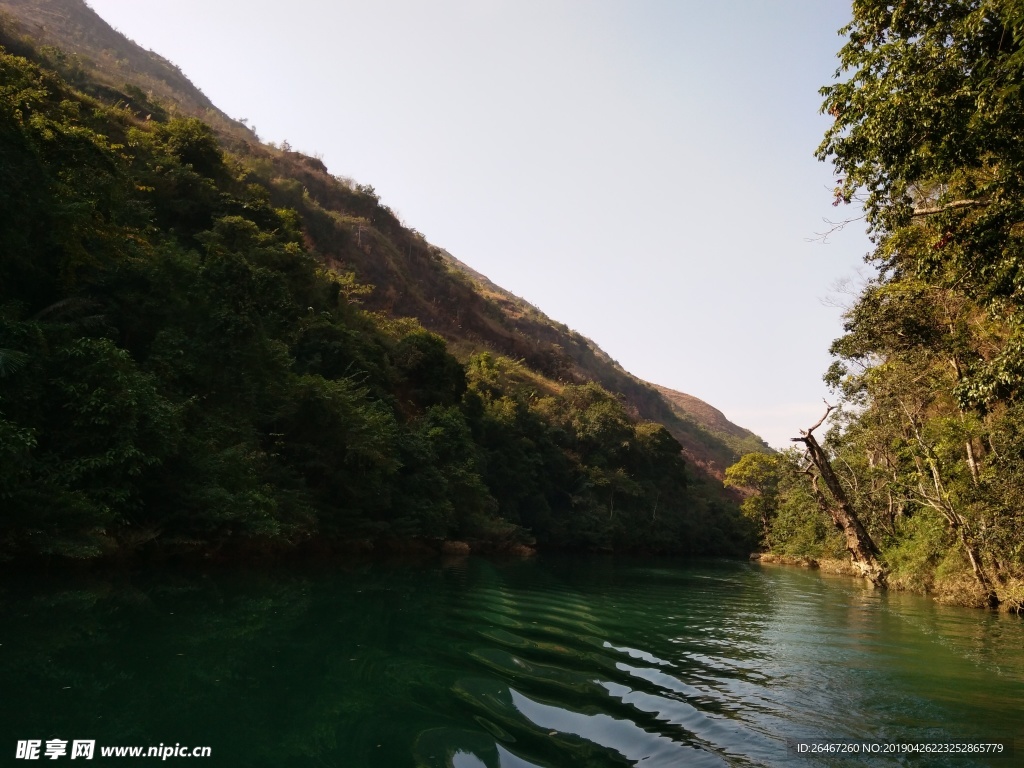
top-left (0, 0), bottom-right (769, 483)
top-left (0, 0), bottom-right (253, 141)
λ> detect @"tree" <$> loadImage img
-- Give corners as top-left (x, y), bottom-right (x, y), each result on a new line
top-left (724, 452), bottom-right (783, 548)
top-left (819, 0), bottom-right (1024, 406)
top-left (792, 407), bottom-right (888, 587)
top-left (812, 0), bottom-right (1024, 605)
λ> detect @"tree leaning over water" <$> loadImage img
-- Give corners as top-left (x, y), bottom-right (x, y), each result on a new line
top-left (791, 406), bottom-right (887, 588)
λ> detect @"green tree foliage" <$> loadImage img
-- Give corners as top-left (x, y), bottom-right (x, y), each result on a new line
top-left (725, 451), bottom-right (843, 558)
top-left (725, 452), bottom-right (783, 548)
top-left (0, 40), bottom-right (749, 561)
top-left (760, 0), bottom-right (1024, 608)
top-left (820, 0), bottom-right (1024, 407)
top-left (464, 362), bottom-right (752, 555)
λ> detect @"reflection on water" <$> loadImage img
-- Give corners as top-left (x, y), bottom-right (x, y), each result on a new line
top-left (0, 557), bottom-right (1022, 767)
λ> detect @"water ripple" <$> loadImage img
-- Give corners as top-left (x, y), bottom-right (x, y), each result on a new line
top-left (424, 558), bottom-right (1024, 767)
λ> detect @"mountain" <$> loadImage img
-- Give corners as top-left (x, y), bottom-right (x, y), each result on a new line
top-left (0, 0), bottom-right (253, 141)
top-left (0, 0), bottom-right (768, 483)
top-left (256, 147), bottom-right (770, 480)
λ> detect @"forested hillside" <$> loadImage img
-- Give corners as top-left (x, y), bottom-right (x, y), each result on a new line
top-left (0, 13), bottom-right (755, 561)
top-left (0, 0), bottom-right (251, 140)
top-left (728, 0), bottom-right (1024, 611)
top-left (0, 0), bottom-right (767, 484)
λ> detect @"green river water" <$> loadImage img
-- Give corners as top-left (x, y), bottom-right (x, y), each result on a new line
top-left (1, 556), bottom-right (1021, 767)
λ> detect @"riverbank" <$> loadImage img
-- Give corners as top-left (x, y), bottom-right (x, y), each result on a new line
top-left (0, 536), bottom-right (539, 574)
top-left (750, 552), bottom-right (860, 576)
top-left (750, 552), bottom-right (1024, 614)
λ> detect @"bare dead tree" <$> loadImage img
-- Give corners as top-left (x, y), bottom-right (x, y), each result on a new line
top-left (792, 403), bottom-right (888, 588)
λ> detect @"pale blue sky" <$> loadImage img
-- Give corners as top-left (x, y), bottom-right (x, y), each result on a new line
top-left (86, 0), bottom-right (871, 448)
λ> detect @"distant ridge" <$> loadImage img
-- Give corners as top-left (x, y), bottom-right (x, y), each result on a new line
top-left (655, 386), bottom-right (757, 442)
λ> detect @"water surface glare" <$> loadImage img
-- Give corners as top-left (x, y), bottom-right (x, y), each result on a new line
top-left (1, 557), bottom-right (1021, 766)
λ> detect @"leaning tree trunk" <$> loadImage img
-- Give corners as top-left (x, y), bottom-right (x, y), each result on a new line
top-left (916, 454), bottom-right (999, 607)
top-left (793, 407), bottom-right (888, 588)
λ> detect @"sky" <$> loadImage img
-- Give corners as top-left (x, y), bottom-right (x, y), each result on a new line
top-left (85, 0), bottom-right (873, 449)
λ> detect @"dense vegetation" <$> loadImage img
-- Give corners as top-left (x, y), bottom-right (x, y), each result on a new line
top-left (0, 32), bottom-right (753, 562)
top-left (727, 0), bottom-right (1024, 610)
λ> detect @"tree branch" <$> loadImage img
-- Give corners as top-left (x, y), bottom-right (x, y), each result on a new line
top-left (911, 199), bottom-right (983, 217)
top-left (793, 400), bottom-right (835, 441)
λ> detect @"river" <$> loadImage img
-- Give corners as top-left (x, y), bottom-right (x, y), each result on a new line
top-left (1, 556), bottom-right (1021, 766)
